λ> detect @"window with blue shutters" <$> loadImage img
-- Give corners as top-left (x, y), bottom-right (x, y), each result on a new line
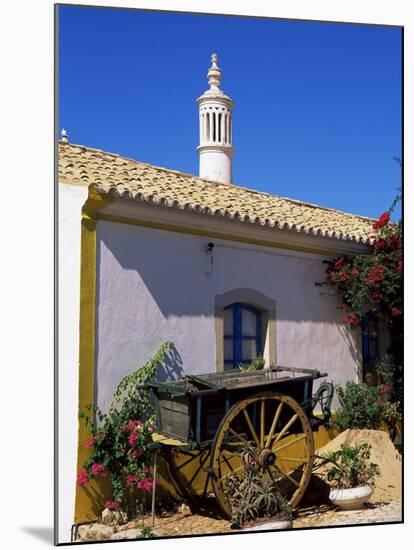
top-left (223, 303), bottom-right (262, 369)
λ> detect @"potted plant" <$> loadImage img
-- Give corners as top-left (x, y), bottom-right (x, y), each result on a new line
top-left (224, 447), bottom-right (292, 531)
top-left (322, 443), bottom-right (380, 510)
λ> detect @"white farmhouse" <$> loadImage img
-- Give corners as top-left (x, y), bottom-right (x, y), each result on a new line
top-left (57, 54), bottom-right (380, 543)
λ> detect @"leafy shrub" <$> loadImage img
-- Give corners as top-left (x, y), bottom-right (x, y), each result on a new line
top-left (322, 443), bottom-right (380, 489)
top-left (372, 359), bottom-right (403, 411)
top-left (333, 382), bottom-right (382, 430)
top-left (77, 341), bottom-right (173, 518)
top-left (380, 401), bottom-right (402, 429)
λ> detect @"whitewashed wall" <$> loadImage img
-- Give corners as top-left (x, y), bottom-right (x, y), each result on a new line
top-left (95, 220), bottom-right (360, 414)
top-left (58, 183), bottom-right (88, 544)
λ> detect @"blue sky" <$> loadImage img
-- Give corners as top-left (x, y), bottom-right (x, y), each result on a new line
top-left (58, 5), bottom-right (402, 219)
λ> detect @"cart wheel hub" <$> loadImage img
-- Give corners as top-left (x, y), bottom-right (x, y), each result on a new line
top-left (259, 448), bottom-right (276, 467)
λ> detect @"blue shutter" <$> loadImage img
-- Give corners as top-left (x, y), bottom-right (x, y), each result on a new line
top-left (224, 303), bottom-right (262, 369)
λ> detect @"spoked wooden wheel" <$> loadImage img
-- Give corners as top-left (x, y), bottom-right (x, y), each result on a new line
top-left (211, 392), bottom-right (315, 518)
top-left (164, 447), bottom-right (213, 505)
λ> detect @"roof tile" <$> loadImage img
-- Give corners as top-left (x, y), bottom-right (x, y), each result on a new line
top-left (59, 142), bottom-right (374, 243)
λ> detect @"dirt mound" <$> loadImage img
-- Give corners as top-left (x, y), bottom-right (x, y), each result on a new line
top-left (316, 429), bottom-right (401, 503)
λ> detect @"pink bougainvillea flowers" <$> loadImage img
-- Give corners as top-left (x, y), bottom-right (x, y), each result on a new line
top-left (126, 474), bottom-right (137, 487)
top-left (130, 449), bottom-right (144, 459)
top-left (77, 468), bottom-right (89, 486)
top-left (128, 431), bottom-right (139, 446)
top-left (136, 477), bottom-right (154, 492)
top-left (91, 463), bottom-right (107, 477)
top-left (125, 419), bottom-right (142, 431)
top-left (104, 500), bottom-right (120, 511)
top-left (85, 438), bottom-right (96, 448)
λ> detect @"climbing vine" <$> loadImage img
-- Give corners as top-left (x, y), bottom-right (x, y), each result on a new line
top-left (316, 187), bottom-right (402, 410)
top-left (77, 341), bottom-right (173, 517)
top-left (317, 188), bottom-right (402, 342)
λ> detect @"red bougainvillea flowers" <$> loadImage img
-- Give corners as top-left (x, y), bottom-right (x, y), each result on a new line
top-left (372, 211), bottom-right (390, 230)
top-left (366, 265), bottom-right (385, 285)
top-left (342, 313), bottom-right (360, 327)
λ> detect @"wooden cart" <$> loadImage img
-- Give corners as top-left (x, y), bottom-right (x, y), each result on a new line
top-left (147, 366), bottom-right (333, 518)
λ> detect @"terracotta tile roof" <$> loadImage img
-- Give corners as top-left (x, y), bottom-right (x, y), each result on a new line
top-left (58, 142), bottom-right (374, 243)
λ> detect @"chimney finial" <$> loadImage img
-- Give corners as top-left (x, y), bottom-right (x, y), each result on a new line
top-left (61, 128), bottom-right (68, 143)
top-left (207, 53), bottom-right (222, 91)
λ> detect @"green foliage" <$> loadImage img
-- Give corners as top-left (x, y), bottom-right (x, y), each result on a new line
top-left (137, 526), bottom-right (157, 539)
top-left (224, 447), bottom-right (291, 528)
top-left (333, 382), bottom-right (382, 431)
top-left (238, 355), bottom-right (266, 372)
top-left (370, 358), bottom-right (403, 417)
top-left (77, 341), bottom-right (174, 518)
top-left (375, 359), bottom-right (396, 387)
top-left (380, 401), bottom-right (402, 429)
top-left (108, 341), bottom-right (172, 416)
top-left (323, 443), bottom-right (380, 489)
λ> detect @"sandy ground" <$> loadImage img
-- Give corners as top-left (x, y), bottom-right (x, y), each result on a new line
top-left (78, 429), bottom-right (402, 541)
top-left (78, 499), bottom-right (402, 541)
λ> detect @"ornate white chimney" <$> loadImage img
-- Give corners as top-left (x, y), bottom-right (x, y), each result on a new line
top-left (197, 54), bottom-right (234, 184)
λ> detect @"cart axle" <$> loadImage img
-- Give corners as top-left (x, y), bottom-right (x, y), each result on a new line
top-left (259, 448), bottom-right (276, 466)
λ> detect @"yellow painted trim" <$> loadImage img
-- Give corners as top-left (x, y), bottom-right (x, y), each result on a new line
top-left (83, 188), bottom-right (114, 219)
top-left (97, 212), bottom-right (342, 257)
top-left (74, 190), bottom-right (113, 523)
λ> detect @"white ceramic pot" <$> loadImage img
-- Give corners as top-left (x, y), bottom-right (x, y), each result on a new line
top-left (329, 485), bottom-right (373, 510)
top-left (241, 518), bottom-right (292, 532)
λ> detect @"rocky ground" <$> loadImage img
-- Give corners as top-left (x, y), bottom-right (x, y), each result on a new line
top-left (293, 500), bottom-right (402, 528)
top-left (77, 499), bottom-right (402, 541)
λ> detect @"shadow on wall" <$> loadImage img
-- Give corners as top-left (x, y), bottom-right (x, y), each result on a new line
top-left (338, 323), bottom-right (363, 380)
top-left (98, 222), bottom-right (212, 319)
top-left (156, 343), bottom-right (184, 382)
top-left (97, 220), bottom-right (348, 324)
